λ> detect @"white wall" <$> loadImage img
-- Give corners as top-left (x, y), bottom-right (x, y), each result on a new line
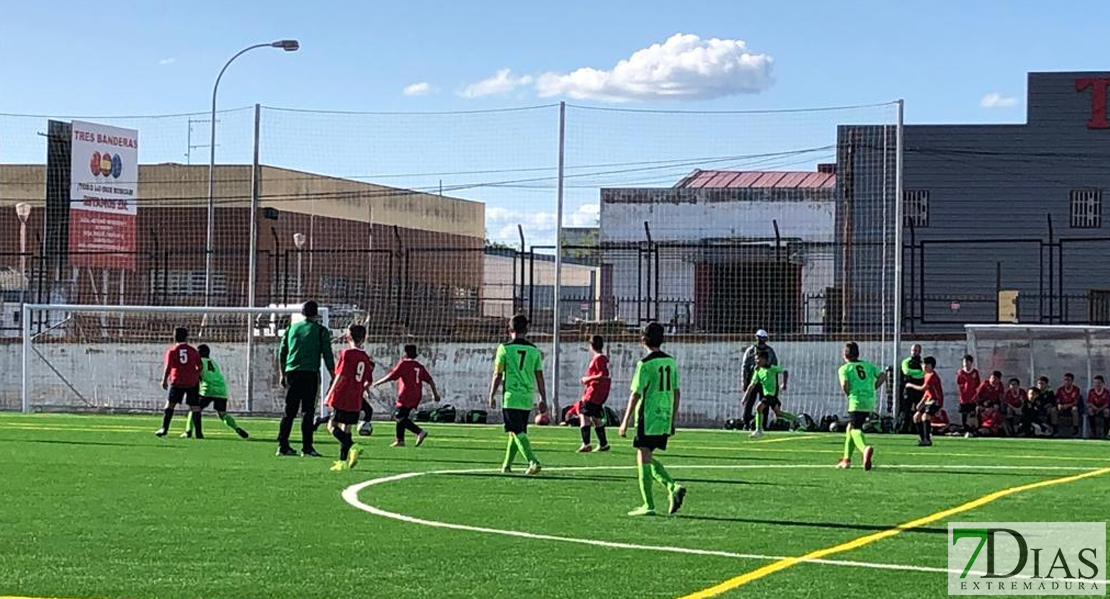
top-left (600, 199), bottom-right (836, 243)
top-left (3, 339), bottom-right (971, 426)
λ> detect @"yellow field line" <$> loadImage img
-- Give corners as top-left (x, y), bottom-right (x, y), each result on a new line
top-left (674, 466), bottom-right (1110, 599)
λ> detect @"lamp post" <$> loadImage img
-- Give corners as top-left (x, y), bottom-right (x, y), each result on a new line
top-left (15, 203), bottom-right (30, 305)
top-left (293, 232), bottom-right (306, 301)
top-left (204, 39), bottom-right (299, 306)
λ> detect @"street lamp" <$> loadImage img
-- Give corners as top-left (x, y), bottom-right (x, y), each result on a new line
top-left (14, 203), bottom-right (31, 305)
top-left (204, 39), bottom-right (299, 306)
top-left (293, 232), bottom-right (306, 301)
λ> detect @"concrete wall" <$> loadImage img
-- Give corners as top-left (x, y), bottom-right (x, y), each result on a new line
top-left (3, 339), bottom-right (971, 426)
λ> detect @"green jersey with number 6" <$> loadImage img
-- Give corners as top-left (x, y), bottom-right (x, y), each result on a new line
top-left (839, 359), bottom-right (883, 413)
top-left (630, 351), bottom-right (679, 436)
top-left (494, 338), bottom-right (544, 410)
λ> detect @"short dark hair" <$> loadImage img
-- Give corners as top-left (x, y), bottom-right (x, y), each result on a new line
top-left (643, 322), bottom-right (665, 348)
top-left (1096, 375), bottom-right (1106, 383)
top-left (590, 335), bottom-right (604, 352)
top-left (1064, 372), bottom-right (1075, 380)
top-left (1008, 377), bottom-right (1021, 385)
top-left (348, 324), bottom-right (366, 344)
top-left (174, 327), bottom-right (188, 343)
top-left (844, 342), bottom-right (860, 360)
top-left (302, 300), bottom-right (319, 317)
top-left (991, 370), bottom-right (1002, 379)
top-left (1037, 376), bottom-right (1049, 384)
top-left (404, 344), bottom-right (418, 359)
top-left (923, 356), bottom-right (936, 367)
top-left (963, 354), bottom-right (974, 363)
top-left (509, 314), bottom-right (529, 334)
top-left (198, 344), bottom-right (210, 358)
top-left (756, 350), bottom-right (770, 362)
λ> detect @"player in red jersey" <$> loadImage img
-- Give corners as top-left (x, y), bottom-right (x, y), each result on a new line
top-left (976, 371), bottom-right (1003, 408)
top-left (1052, 372), bottom-right (1082, 437)
top-left (1087, 375), bottom-right (1109, 438)
top-left (1001, 377), bottom-right (1024, 435)
top-left (956, 354), bottom-right (981, 432)
top-left (906, 356), bottom-right (943, 446)
top-left (372, 344), bottom-right (441, 448)
top-left (576, 335), bottom-right (612, 453)
top-left (324, 324), bottom-right (374, 471)
top-left (156, 327), bottom-right (201, 438)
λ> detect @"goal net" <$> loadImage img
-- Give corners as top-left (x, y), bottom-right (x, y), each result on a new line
top-left (19, 303), bottom-right (329, 414)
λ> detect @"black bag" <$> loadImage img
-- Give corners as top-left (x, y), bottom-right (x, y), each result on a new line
top-left (415, 409), bottom-right (432, 422)
top-left (724, 418), bottom-right (743, 430)
top-left (429, 404), bottom-right (457, 423)
top-left (795, 412), bottom-right (819, 432)
top-left (603, 406), bottom-right (620, 427)
top-left (820, 414), bottom-right (841, 432)
top-left (464, 409), bottom-right (488, 424)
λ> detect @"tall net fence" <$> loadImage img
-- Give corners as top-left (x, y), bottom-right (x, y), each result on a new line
top-left (1, 102), bottom-right (901, 422)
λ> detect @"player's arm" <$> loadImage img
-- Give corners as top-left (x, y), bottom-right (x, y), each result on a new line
top-left (278, 328), bottom-right (290, 387)
top-left (875, 369), bottom-right (888, 390)
top-left (534, 369), bottom-right (548, 414)
top-left (488, 372), bottom-right (503, 408)
top-left (426, 377), bottom-right (442, 403)
top-left (742, 381), bottom-right (759, 403)
top-left (672, 388), bottom-right (681, 436)
top-left (780, 369), bottom-right (789, 392)
top-left (161, 351), bottom-right (171, 390)
top-left (840, 372), bottom-right (851, 397)
top-left (371, 366), bottom-right (398, 388)
top-left (326, 373), bottom-right (343, 403)
top-left (905, 379), bottom-right (927, 392)
top-left (619, 392), bottom-right (640, 437)
top-left (320, 326), bottom-right (335, 384)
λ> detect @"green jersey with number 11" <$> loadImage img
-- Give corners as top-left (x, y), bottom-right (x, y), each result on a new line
top-left (631, 351), bottom-right (679, 436)
top-left (494, 338), bottom-right (544, 410)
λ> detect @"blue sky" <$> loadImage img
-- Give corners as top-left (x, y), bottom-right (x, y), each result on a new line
top-left (3, 0), bottom-right (1109, 243)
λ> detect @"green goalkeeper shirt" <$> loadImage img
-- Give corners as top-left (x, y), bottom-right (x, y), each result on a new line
top-left (199, 357), bottom-right (228, 399)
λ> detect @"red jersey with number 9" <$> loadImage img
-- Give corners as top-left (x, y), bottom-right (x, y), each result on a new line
top-left (164, 343), bottom-right (200, 387)
top-left (327, 348), bottom-right (374, 412)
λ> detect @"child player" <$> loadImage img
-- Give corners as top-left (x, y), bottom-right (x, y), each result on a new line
top-left (906, 357), bottom-right (942, 446)
top-left (744, 351), bottom-right (796, 438)
top-left (1088, 375), bottom-right (1109, 439)
top-left (837, 342), bottom-right (886, 470)
top-left (372, 344), bottom-right (441, 447)
top-left (324, 324), bottom-right (374, 471)
top-left (182, 345), bottom-right (249, 439)
top-left (156, 327), bottom-right (201, 438)
top-left (488, 314), bottom-right (546, 475)
top-left (576, 335), bottom-right (611, 453)
top-left (956, 354), bottom-right (981, 432)
top-left (1002, 377), bottom-right (1024, 436)
top-left (619, 322), bottom-right (686, 517)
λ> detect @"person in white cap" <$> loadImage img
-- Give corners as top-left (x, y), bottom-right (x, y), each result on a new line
top-left (741, 329), bottom-right (778, 430)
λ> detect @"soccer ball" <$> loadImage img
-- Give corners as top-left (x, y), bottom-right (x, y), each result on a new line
top-left (534, 413), bottom-right (551, 426)
top-left (358, 421), bottom-right (373, 436)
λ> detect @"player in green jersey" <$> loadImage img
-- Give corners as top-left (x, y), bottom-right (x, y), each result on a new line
top-left (744, 351), bottom-right (797, 438)
top-left (488, 314), bottom-right (547, 475)
top-left (619, 322), bottom-right (686, 517)
top-left (837, 342), bottom-right (887, 471)
top-left (182, 345), bottom-right (249, 439)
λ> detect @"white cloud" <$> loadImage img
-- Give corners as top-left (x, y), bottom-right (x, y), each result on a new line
top-left (534, 33), bottom-right (773, 102)
top-left (980, 92), bottom-right (1017, 108)
top-left (157, 57), bottom-right (176, 66)
top-left (486, 204), bottom-right (599, 246)
top-left (402, 82), bottom-right (434, 96)
top-left (459, 69), bottom-right (533, 98)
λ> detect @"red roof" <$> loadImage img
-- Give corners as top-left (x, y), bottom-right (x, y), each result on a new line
top-left (675, 169), bottom-right (836, 190)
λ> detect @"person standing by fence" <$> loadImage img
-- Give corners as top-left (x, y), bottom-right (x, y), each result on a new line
top-left (740, 329), bottom-right (777, 430)
top-left (276, 300), bottom-right (335, 457)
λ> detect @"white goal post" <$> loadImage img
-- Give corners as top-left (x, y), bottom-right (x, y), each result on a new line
top-left (20, 303), bottom-right (330, 415)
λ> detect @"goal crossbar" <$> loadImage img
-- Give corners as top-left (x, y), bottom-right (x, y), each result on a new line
top-left (20, 303), bottom-right (330, 414)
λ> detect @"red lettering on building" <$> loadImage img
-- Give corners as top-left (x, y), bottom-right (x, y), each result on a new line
top-left (1076, 77), bottom-right (1110, 129)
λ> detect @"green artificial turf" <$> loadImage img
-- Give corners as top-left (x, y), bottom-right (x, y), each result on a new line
top-left (0, 413), bottom-right (1107, 599)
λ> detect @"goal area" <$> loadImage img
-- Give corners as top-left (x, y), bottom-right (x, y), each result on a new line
top-left (20, 303), bottom-right (330, 414)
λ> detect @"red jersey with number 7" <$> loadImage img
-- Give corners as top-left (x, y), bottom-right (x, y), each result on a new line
top-left (327, 348), bottom-right (374, 412)
top-left (384, 359), bottom-right (434, 409)
top-left (164, 343), bottom-right (200, 388)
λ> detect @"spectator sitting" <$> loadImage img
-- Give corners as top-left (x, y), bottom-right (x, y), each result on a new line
top-left (976, 370), bottom-right (1003, 412)
top-left (1052, 373), bottom-right (1081, 438)
top-left (977, 404), bottom-right (1003, 437)
top-left (930, 408), bottom-right (957, 436)
top-left (1001, 377), bottom-right (1024, 436)
top-left (1088, 375), bottom-right (1109, 439)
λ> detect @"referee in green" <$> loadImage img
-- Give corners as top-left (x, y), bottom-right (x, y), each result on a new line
top-left (277, 300), bottom-right (335, 457)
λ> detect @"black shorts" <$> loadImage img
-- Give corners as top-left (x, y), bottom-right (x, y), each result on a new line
top-left (284, 371), bottom-right (320, 415)
top-left (503, 408), bottom-right (530, 434)
top-left (394, 406), bottom-right (414, 421)
top-left (848, 411), bottom-right (869, 428)
top-left (199, 396), bottom-right (228, 412)
top-left (331, 409), bottom-right (359, 426)
top-left (579, 401), bottom-right (604, 419)
top-left (759, 395), bottom-right (781, 410)
top-left (915, 400), bottom-right (940, 416)
top-left (633, 419), bottom-right (670, 450)
top-left (168, 385), bottom-right (200, 407)
top-left (958, 403), bottom-right (978, 415)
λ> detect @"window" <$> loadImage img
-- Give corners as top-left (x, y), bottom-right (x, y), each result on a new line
top-left (151, 271), bottom-right (227, 297)
top-left (903, 190), bottom-right (929, 228)
top-left (1070, 189), bottom-right (1102, 229)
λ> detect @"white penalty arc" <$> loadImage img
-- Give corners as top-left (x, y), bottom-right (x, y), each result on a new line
top-left (341, 463), bottom-right (1101, 578)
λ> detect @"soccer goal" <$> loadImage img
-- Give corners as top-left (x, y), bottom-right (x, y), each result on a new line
top-left (20, 303), bottom-right (330, 415)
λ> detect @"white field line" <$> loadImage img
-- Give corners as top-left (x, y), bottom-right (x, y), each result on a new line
top-left (341, 463), bottom-right (1107, 581)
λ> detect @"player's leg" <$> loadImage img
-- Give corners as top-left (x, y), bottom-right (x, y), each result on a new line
top-left (630, 447), bottom-right (656, 516)
top-left (298, 373), bottom-right (321, 457)
top-left (577, 406), bottom-right (593, 452)
top-left (501, 409), bottom-right (522, 472)
top-left (593, 415), bottom-right (609, 451)
top-left (277, 374), bottom-right (299, 455)
top-left (401, 407), bottom-right (425, 446)
top-left (847, 412), bottom-right (874, 470)
top-left (644, 439), bottom-right (684, 515)
top-left (212, 398), bottom-right (248, 438)
top-left (393, 409), bottom-right (408, 447)
top-left (752, 400), bottom-right (766, 437)
top-left (157, 387), bottom-right (184, 436)
top-left (512, 430), bottom-right (541, 474)
top-left (742, 389), bottom-right (760, 429)
top-left (358, 398), bottom-right (374, 437)
top-left (187, 388), bottom-right (204, 439)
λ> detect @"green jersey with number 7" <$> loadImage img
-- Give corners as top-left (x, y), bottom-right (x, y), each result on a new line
top-left (494, 338), bottom-right (544, 410)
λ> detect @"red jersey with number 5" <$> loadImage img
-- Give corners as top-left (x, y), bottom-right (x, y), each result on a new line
top-left (164, 343), bottom-right (200, 387)
top-left (327, 348), bottom-right (374, 412)
top-left (384, 359), bottom-right (434, 409)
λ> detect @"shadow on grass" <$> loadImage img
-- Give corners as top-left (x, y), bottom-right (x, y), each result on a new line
top-left (676, 514), bottom-right (948, 535)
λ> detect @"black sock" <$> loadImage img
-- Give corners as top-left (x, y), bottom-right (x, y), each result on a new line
top-left (404, 419), bottom-right (422, 435)
top-left (301, 413), bottom-right (315, 451)
top-left (595, 426), bottom-right (608, 447)
top-left (333, 427), bottom-right (353, 460)
top-left (191, 410), bottom-right (204, 438)
top-left (161, 406), bottom-right (174, 431)
top-left (395, 420), bottom-right (406, 442)
top-left (361, 399), bottom-right (374, 422)
top-left (580, 426), bottom-right (592, 445)
top-left (925, 420), bottom-right (932, 442)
